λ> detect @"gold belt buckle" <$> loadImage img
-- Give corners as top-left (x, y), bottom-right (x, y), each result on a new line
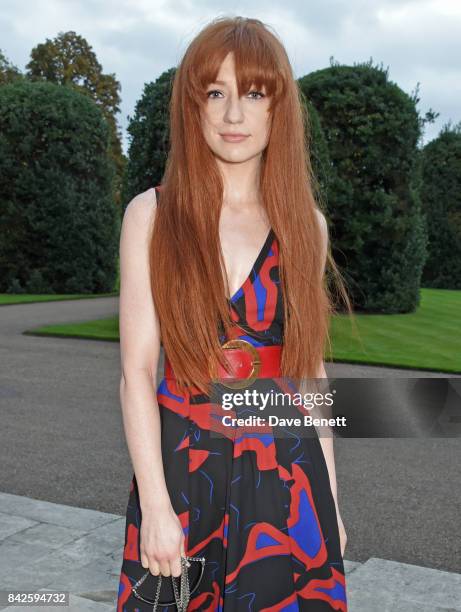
top-left (219, 339), bottom-right (262, 389)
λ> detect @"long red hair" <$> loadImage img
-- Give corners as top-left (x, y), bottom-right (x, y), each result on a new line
top-left (149, 15), bottom-right (351, 394)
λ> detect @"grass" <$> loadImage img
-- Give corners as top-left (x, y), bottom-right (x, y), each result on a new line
top-left (16, 287), bottom-right (461, 374)
top-left (0, 292), bottom-right (118, 305)
top-left (24, 316), bottom-right (119, 342)
top-left (325, 288), bottom-right (461, 373)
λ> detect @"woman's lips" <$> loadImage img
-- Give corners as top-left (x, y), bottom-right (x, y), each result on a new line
top-left (220, 134), bottom-right (249, 143)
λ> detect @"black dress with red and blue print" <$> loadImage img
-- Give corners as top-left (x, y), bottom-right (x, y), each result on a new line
top-left (117, 193), bottom-right (348, 611)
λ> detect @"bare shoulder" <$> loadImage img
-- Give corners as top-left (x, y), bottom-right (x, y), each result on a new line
top-left (314, 207), bottom-right (328, 240)
top-left (123, 187), bottom-right (157, 230)
top-left (314, 208), bottom-right (329, 274)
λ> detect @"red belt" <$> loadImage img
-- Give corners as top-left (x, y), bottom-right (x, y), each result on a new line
top-left (164, 339), bottom-right (282, 389)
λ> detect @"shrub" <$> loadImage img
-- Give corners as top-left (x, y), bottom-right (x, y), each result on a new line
top-left (420, 123), bottom-right (461, 289)
top-left (0, 80), bottom-right (119, 293)
top-left (299, 61), bottom-right (427, 312)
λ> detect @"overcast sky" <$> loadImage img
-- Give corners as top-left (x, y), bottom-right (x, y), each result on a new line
top-left (1, 0), bottom-right (459, 153)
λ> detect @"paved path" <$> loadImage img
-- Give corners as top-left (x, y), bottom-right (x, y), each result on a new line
top-left (0, 491), bottom-right (460, 611)
top-left (0, 296), bottom-right (460, 608)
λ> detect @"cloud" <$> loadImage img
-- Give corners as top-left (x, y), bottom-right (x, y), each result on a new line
top-left (0, 0), bottom-right (459, 149)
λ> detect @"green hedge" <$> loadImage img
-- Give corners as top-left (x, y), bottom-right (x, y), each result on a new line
top-left (299, 62), bottom-right (427, 313)
top-left (421, 123), bottom-right (461, 289)
top-left (122, 69), bottom-right (175, 208)
top-left (303, 97), bottom-right (332, 208)
top-left (0, 80), bottom-right (119, 293)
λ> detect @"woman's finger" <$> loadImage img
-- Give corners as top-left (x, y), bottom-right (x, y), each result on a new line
top-left (159, 560), bottom-right (171, 577)
top-left (149, 559), bottom-right (161, 576)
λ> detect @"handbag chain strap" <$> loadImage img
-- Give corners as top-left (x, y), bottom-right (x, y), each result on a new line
top-left (150, 555), bottom-right (197, 611)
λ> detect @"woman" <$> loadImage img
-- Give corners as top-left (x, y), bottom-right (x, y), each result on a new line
top-left (117, 16), bottom-right (349, 611)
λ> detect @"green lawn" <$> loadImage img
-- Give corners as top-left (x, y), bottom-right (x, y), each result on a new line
top-left (325, 288), bottom-right (461, 373)
top-left (0, 292), bottom-right (117, 305)
top-left (19, 288), bottom-right (461, 373)
top-left (24, 316), bottom-right (119, 342)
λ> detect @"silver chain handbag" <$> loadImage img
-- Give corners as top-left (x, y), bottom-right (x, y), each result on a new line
top-left (131, 554), bottom-right (206, 610)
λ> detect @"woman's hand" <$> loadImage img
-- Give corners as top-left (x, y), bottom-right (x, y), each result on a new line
top-left (139, 503), bottom-right (186, 578)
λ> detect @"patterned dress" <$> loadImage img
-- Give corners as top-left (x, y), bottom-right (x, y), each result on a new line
top-left (117, 199), bottom-right (348, 611)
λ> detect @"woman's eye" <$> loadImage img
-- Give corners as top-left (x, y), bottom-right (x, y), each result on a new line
top-left (248, 90), bottom-right (265, 99)
top-left (206, 89), bottom-right (265, 99)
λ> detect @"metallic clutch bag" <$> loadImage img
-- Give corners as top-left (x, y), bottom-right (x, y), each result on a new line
top-left (131, 554), bottom-right (206, 610)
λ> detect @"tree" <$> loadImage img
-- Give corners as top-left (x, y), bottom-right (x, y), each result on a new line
top-left (25, 31), bottom-right (125, 201)
top-left (121, 68), bottom-right (175, 208)
top-left (421, 122), bottom-right (461, 289)
top-left (0, 49), bottom-right (23, 84)
top-left (0, 80), bottom-right (119, 293)
top-left (303, 97), bottom-right (333, 213)
top-left (299, 60), bottom-right (427, 313)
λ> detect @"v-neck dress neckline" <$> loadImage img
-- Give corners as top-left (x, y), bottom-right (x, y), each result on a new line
top-left (226, 228), bottom-right (274, 303)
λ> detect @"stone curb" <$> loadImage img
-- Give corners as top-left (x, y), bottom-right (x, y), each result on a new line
top-left (1, 492), bottom-right (460, 611)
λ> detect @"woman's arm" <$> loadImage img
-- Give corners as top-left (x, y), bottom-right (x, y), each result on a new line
top-left (118, 187), bottom-right (171, 514)
top-left (315, 360), bottom-right (339, 508)
top-left (314, 209), bottom-right (347, 556)
top-left (314, 207), bottom-right (339, 506)
top-left (119, 188), bottom-right (186, 578)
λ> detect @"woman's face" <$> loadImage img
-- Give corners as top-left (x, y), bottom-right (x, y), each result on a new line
top-left (200, 52), bottom-right (271, 164)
